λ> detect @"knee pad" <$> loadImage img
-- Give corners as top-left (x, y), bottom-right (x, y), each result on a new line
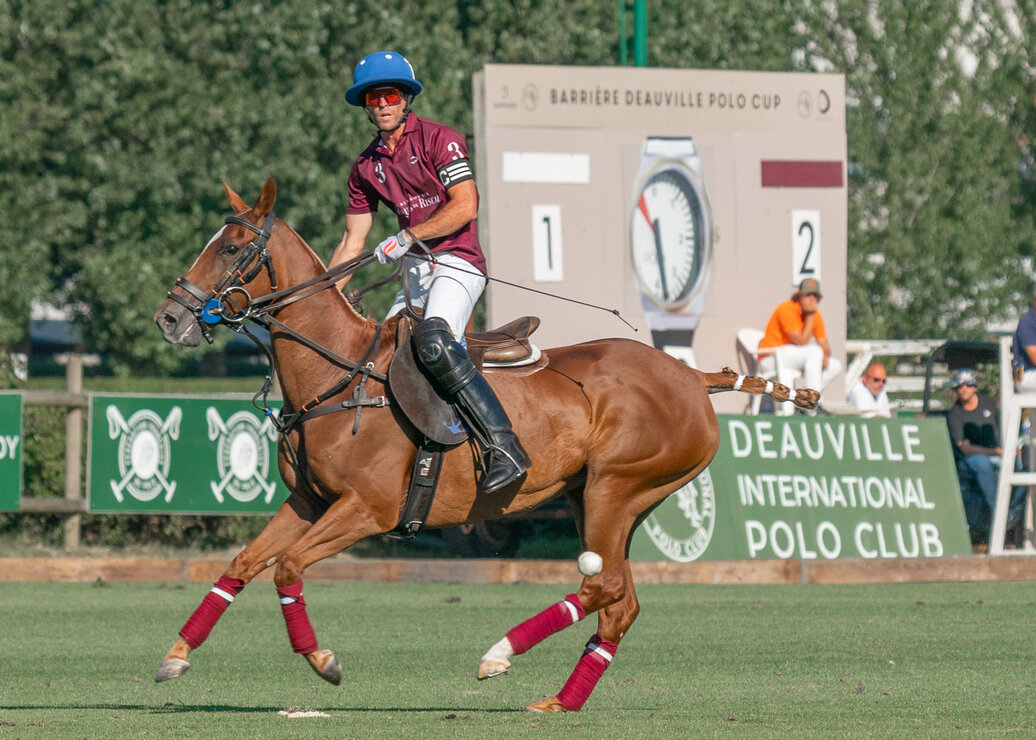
top-left (412, 317), bottom-right (476, 394)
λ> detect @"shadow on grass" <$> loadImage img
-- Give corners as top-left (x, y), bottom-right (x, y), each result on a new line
top-left (1, 703), bottom-right (525, 714)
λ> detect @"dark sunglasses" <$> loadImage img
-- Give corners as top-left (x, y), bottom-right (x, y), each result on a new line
top-left (867, 376), bottom-right (887, 384)
top-left (365, 88), bottom-right (403, 106)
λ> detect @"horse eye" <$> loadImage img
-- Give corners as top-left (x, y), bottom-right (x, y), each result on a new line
top-left (221, 242), bottom-right (241, 256)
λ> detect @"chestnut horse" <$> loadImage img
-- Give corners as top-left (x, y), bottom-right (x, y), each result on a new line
top-left (152, 178), bottom-right (817, 712)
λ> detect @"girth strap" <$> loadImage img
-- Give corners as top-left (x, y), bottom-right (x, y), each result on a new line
top-left (388, 441), bottom-right (445, 538)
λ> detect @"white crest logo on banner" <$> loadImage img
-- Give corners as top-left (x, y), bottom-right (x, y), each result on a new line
top-left (106, 406), bottom-right (182, 503)
top-left (206, 408), bottom-right (278, 504)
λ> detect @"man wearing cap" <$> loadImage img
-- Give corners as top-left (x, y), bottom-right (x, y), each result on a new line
top-left (758, 278), bottom-right (843, 414)
top-left (328, 51), bottom-right (529, 495)
top-left (1011, 285), bottom-right (1036, 392)
top-left (947, 368), bottom-right (1025, 539)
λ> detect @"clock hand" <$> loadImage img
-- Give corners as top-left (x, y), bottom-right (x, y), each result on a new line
top-left (652, 217), bottom-right (669, 302)
top-left (637, 193), bottom-right (653, 227)
top-left (638, 194), bottom-right (671, 302)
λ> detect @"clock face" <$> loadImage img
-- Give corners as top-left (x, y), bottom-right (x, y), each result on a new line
top-left (630, 161), bottom-right (710, 310)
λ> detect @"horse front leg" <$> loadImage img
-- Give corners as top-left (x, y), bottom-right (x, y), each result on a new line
top-left (155, 496), bottom-right (318, 682)
top-left (271, 494), bottom-right (388, 686)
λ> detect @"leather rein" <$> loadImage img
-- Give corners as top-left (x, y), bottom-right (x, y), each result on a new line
top-left (164, 211), bottom-right (403, 435)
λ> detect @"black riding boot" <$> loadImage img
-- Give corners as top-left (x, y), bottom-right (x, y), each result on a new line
top-left (413, 318), bottom-right (530, 494)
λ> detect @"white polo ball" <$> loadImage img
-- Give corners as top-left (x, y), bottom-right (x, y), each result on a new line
top-left (577, 551), bottom-right (603, 577)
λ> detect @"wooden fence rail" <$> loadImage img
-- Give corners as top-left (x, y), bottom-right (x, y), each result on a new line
top-left (19, 353), bottom-right (87, 549)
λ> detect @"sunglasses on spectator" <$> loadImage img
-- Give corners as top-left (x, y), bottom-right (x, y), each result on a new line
top-left (365, 88), bottom-right (404, 106)
top-left (866, 376), bottom-right (887, 384)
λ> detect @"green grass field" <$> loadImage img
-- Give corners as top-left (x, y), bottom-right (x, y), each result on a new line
top-left (1, 580), bottom-right (1034, 738)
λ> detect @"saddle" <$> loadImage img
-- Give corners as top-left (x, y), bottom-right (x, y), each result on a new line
top-left (467, 316), bottom-right (542, 368)
top-left (387, 315), bottom-right (543, 445)
top-left (385, 315), bottom-right (544, 538)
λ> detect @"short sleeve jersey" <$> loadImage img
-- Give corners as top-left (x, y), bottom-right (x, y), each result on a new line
top-left (1012, 307), bottom-right (1036, 371)
top-left (759, 299), bottom-right (828, 350)
top-left (846, 381), bottom-right (891, 418)
top-left (347, 114), bottom-right (486, 274)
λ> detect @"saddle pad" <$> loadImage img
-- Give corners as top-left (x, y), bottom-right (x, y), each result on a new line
top-left (387, 318), bottom-right (468, 446)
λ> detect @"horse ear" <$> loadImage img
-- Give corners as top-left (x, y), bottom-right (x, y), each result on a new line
top-left (223, 180), bottom-right (249, 213)
top-left (253, 177), bottom-right (277, 219)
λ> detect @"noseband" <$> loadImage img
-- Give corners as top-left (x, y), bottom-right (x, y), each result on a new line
top-left (166, 211), bottom-right (278, 343)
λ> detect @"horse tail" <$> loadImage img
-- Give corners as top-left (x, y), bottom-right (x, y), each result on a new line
top-left (698, 366), bottom-right (820, 411)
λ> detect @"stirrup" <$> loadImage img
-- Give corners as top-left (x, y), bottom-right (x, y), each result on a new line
top-left (478, 441), bottom-right (529, 494)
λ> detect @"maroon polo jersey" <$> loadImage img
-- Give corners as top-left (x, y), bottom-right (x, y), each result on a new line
top-left (347, 114), bottom-right (487, 275)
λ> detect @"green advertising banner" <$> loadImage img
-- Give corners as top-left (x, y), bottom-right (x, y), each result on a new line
top-left (88, 394), bottom-right (289, 514)
top-left (630, 415), bottom-right (972, 561)
top-left (0, 392), bottom-right (22, 510)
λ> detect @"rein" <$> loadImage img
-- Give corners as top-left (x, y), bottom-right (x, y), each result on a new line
top-left (166, 211), bottom-right (402, 435)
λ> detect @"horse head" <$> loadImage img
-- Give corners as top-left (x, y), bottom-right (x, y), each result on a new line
top-left (154, 177), bottom-right (295, 346)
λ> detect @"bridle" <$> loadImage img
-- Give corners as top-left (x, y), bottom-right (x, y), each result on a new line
top-left (165, 211), bottom-right (278, 345)
top-left (163, 210), bottom-right (405, 438)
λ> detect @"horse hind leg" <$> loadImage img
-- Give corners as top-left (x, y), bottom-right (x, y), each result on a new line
top-left (523, 493), bottom-right (647, 713)
top-left (525, 560), bottom-right (638, 713)
top-left (476, 593), bottom-right (586, 680)
top-left (480, 498), bottom-right (640, 712)
top-left (476, 492), bottom-right (589, 681)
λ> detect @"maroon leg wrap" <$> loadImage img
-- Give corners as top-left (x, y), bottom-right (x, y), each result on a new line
top-left (506, 593), bottom-right (585, 655)
top-left (277, 581), bottom-right (318, 654)
top-left (556, 634), bottom-right (618, 711)
top-left (179, 576), bottom-right (245, 649)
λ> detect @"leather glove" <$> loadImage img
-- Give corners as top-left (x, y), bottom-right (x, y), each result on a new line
top-left (374, 230), bottom-right (413, 264)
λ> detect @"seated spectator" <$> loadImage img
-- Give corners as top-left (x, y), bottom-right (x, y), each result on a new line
top-left (846, 362), bottom-right (892, 418)
top-left (758, 278), bottom-right (843, 414)
top-left (1011, 282), bottom-right (1036, 392)
top-left (946, 368), bottom-right (1025, 543)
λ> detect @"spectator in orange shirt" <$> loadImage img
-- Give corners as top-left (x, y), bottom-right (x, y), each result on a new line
top-left (758, 278), bottom-right (843, 414)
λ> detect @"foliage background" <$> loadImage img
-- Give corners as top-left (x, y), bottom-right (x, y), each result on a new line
top-left (1, 0), bottom-right (1032, 549)
top-left (1, 0), bottom-right (1033, 381)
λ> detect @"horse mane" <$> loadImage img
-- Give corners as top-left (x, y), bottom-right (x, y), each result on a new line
top-left (272, 217), bottom-right (377, 330)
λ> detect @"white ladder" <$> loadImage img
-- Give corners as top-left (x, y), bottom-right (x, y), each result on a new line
top-left (990, 336), bottom-right (1036, 555)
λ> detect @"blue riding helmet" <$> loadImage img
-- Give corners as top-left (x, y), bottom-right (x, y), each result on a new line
top-left (345, 51), bottom-right (423, 107)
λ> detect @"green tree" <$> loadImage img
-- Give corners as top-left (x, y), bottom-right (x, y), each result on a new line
top-left (800, 0), bottom-right (1035, 339)
top-left (0, 0), bottom-right (498, 374)
top-left (0, 1), bottom-right (74, 382)
top-left (649, 0), bottom-right (800, 71)
top-left (3, 0), bottom-right (1035, 381)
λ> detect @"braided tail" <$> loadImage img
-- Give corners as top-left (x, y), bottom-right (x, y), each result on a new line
top-left (699, 367), bottom-right (820, 411)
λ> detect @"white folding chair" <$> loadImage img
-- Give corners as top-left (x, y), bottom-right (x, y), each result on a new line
top-left (735, 328), bottom-right (801, 415)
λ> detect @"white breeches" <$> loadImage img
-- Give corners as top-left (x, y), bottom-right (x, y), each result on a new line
top-left (758, 343), bottom-right (843, 415)
top-left (385, 253), bottom-right (487, 340)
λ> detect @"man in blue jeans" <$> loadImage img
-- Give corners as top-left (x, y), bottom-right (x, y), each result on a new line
top-left (946, 368), bottom-right (1025, 542)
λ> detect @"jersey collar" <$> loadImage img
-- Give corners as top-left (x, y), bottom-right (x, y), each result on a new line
top-left (376, 113), bottom-right (419, 153)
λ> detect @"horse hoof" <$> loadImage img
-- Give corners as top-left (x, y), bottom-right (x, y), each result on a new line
top-left (525, 696), bottom-right (568, 713)
top-left (477, 658), bottom-right (510, 680)
top-left (306, 649), bottom-right (342, 686)
top-left (155, 658), bottom-right (190, 683)
top-left (477, 637), bottom-right (513, 680)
